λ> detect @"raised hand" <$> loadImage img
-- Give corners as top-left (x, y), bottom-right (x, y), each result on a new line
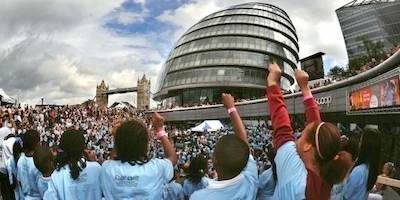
top-left (295, 69), bottom-right (310, 90)
top-left (222, 93), bottom-right (235, 109)
top-left (267, 63), bottom-right (282, 87)
top-left (152, 112), bottom-right (165, 131)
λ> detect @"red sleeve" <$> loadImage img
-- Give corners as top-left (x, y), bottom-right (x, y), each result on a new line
top-left (304, 98), bottom-right (321, 125)
top-left (266, 85), bottom-right (295, 150)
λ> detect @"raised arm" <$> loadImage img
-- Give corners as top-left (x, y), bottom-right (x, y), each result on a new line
top-left (153, 112), bottom-right (178, 165)
top-left (222, 93), bottom-right (248, 143)
top-left (266, 64), bottom-right (294, 150)
top-left (294, 69), bottom-right (321, 125)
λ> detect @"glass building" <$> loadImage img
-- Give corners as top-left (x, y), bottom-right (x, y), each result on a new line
top-left (336, 0), bottom-right (400, 60)
top-left (155, 2), bottom-right (299, 107)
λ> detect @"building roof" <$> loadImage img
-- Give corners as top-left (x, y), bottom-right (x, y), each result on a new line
top-left (300, 52), bottom-right (325, 62)
top-left (340, 0), bottom-right (397, 9)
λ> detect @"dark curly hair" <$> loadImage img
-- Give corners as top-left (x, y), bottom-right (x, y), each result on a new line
top-left (23, 129), bottom-right (40, 152)
top-left (187, 155), bottom-right (208, 184)
top-left (114, 119), bottom-right (150, 165)
top-left (56, 130), bottom-right (86, 180)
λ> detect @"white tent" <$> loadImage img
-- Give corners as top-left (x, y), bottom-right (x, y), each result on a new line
top-left (0, 88), bottom-right (14, 103)
top-left (191, 120), bottom-right (224, 132)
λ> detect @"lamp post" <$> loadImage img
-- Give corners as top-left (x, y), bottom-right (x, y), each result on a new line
top-left (41, 97), bottom-right (44, 106)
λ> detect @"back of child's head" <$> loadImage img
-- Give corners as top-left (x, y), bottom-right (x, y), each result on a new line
top-left (23, 129), bottom-right (40, 152)
top-left (340, 135), bottom-right (359, 161)
top-left (187, 155), bottom-right (207, 184)
top-left (57, 129), bottom-right (86, 180)
top-left (305, 122), bottom-right (353, 184)
top-left (33, 146), bottom-right (54, 176)
top-left (214, 134), bottom-right (249, 179)
top-left (114, 119), bottom-right (149, 165)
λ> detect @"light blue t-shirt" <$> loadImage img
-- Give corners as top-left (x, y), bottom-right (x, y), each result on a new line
top-left (16, 153), bottom-right (41, 199)
top-left (272, 141), bottom-right (307, 200)
top-left (43, 161), bottom-right (102, 200)
top-left (257, 168), bottom-right (275, 200)
top-left (190, 155), bottom-right (258, 200)
top-left (343, 164), bottom-right (369, 200)
top-left (37, 175), bottom-right (51, 198)
top-left (101, 158), bottom-right (174, 200)
top-left (162, 180), bottom-right (184, 200)
top-left (183, 177), bottom-right (210, 198)
top-left (7, 157), bottom-right (23, 200)
top-left (331, 180), bottom-right (346, 200)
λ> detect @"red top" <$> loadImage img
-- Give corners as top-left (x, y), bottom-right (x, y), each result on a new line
top-left (266, 84), bottom-right (332, 200)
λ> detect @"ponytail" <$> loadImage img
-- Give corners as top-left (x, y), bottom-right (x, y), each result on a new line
top-left (320, 151), bottom-right (353, 184)
top-left (56, 149), bottom-right (87, 180)
top-left (56, 130), bottom-right (87, 180)
top-left (307, 122), bottom-right (353, 184)
top-left (69, 158), bottom-right (87, 180)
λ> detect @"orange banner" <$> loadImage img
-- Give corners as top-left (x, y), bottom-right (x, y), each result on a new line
top-left (349, 76), bottom-right (400, 111)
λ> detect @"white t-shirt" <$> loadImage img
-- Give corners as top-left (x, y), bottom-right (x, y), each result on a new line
top-left (17, 153), bottom-right (41, 199)
top-left (0, 126), bottom-right (13, 173)
top-left (101, 158), bottom-right (174, 200)
top-left (43, 161), bottom-right (102, 200)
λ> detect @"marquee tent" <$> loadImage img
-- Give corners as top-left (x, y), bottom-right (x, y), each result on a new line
top-left (191, 120), bottom-right (224, 132)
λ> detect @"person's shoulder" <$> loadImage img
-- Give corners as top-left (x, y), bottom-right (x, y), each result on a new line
top-left (149, 158), bottom-right (173, 167)
top-left (353, 164), bottom-right (367, 173)
top-left (189, 188), bottom-right (209, 200)
top-left (17, 153), bottom-right (26, 165)
top-left (101, 159), bottom-right (121, 168)
top-left (86, 161), bottom-right (101, 168)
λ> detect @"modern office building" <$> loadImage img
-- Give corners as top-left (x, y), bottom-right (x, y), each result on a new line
top-left (336, 0), bottom-right (400, 60)
top-left (155, 2), bottom-right (299, 107)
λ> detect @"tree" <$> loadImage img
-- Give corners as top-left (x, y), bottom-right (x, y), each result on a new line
top-left (359, 35), bottom-right (385, 61)
top-left (328, 65), bottom-right (347, 80)
top-left (348, 36), bottom-right (386, 72)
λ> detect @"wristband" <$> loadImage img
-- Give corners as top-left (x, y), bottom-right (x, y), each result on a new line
top-left (156, 129), bottom-right (168, 140)
top-left (227, 107), bottom-right (237, 114)
top-left (303, 94), bottom-right (313, 102)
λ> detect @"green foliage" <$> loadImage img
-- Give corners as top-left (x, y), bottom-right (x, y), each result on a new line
top-left (348, 36), bottom-right (386, 72)
top-left (328, 65), bottom-right (346, 79)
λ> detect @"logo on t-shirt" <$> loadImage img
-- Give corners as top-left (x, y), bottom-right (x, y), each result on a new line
top-left (114, 175), bottom-right (139, 187)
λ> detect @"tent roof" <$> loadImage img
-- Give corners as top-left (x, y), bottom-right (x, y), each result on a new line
top-left (0, 88), bottom-right (14, 103)
top-left (191, 120), bottom-right (224, 132)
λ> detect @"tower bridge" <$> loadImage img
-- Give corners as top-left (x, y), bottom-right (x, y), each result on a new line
top-left (95, 75), bottom-right (150, 110)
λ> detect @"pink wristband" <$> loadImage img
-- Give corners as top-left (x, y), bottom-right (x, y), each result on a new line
top-left (303, 94), bottom-right (314, 102)
top-left (227, 107), bottom-right (237, 114)
top-left (156, 129), bottom-right (168, 139)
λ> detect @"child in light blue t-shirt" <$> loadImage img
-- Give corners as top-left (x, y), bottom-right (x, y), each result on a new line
top-left (43, 130), bottom-right (102, 200)
top-left (183, 155), bottom-right (210, 198)
top-left (101, 114), bottom-right (178, 200)
top-left (33, 146), bottom-right (55, 197)
top-left (162, 171), bottom-right (184, 200)
top-left (17, 130), bottom-right (41, 199)
top-left (257, 168), bottom-right (275, 200)
top-left (190, 94), bottom-right (258, 200)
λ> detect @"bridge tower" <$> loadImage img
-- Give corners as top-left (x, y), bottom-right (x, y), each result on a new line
top-left (137, 75), bottom-right (150, 110)
top-left (96, 80), bottom-right (109, 107)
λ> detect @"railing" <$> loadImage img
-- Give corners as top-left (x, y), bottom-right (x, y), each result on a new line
top-left (377, 176), bottom-right (400, 188)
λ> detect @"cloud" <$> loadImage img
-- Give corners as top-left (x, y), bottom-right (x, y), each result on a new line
top-left (0, 0), bottom-right (163, 106)
top-left (116, 11), bottom-right (147, 25)
top-left (0, 0), bottom-right (352, 107)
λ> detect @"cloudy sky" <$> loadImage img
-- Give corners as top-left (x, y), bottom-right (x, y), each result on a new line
top-left (0, 0), bottom-right (351, 106)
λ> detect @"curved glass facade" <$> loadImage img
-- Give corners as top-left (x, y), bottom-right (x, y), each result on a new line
top-left (155, 2), bottom-right (299, 107)
top-left (336, 1), bottom-right (400, 60)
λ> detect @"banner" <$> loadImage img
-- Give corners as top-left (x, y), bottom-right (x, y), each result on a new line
top-left (349, 75), bottom-right (400, 111)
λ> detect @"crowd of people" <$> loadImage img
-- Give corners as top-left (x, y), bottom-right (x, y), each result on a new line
top-left (0, 64), bottom-right (396, 200)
